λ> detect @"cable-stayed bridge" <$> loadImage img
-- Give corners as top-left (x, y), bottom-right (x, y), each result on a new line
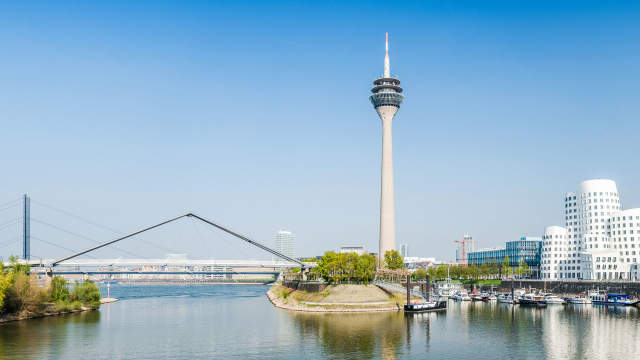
top-left (0, 195), bottom-right (314, 283)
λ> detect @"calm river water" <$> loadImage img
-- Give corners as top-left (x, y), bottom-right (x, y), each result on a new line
top-left (1, 284), bottom-right (639, 359)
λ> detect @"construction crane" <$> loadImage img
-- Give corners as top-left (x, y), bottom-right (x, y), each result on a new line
top-left (454, 234), bottom-right (475, 266)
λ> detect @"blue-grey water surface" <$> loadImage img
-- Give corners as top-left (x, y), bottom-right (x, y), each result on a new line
top-left (1, 284), bottom-right (639, 359)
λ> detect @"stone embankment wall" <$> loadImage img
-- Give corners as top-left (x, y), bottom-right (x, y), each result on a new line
top-left (493, 280), bottom-right (640, 297)
top-left (281, 280), bottom-right (327, 293)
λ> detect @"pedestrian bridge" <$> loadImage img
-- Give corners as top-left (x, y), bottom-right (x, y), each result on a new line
top-left (21, 212), bottom-right (315, 279)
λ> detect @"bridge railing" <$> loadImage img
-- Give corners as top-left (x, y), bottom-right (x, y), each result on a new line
top-left (375, 280), bottom-right (425, 299)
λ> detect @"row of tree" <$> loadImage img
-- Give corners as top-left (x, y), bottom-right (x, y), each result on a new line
top-left (308, 250), bottom-right (406, 284)
top-left (1, 256), bottom-right (102, 316)
top-left (411, 256), bottom-right (531, 281)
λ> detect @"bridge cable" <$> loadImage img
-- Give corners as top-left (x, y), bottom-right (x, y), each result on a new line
top-left (49, 213), bottom-right (305, 268)
top-left (31, 200), bottom-right (176, 254)
top-left (31, 218), bottom-right (144, 259)
top-left (186, 213), bottom-right (304, 267)
top-left (31, 236), bottom-right (97, 258)
top-left (51, 214), bottom-right (190, 266)
top-left (0, 199), bottom-right (21, 212)
top-left (0, 236), bottom-right (21, 250)
top-left (0, 218), bottom-right (22, 232)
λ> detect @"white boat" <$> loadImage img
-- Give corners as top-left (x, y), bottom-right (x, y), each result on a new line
top-left (500, 289), bottom-right (526, 303)
top-left (434, 278), bottom-right (462, 299)
top-left (450, 290), bottom-right (471, 301)
top-left (497, 293), bottom-right (517, 304)
top-left (542, 294), bottom-right (565, 304)
top-left (569, 293), bottom-right (592, 304)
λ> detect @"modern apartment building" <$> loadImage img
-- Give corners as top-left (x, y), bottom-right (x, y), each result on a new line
top-left (541, 179), bottom-right (640, 280)
top-left (274, 229), bottom-right (296, 260)
top-left (399, 243), bottom-right (409, 258)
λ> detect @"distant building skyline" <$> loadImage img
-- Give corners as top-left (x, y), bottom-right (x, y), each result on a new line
top-left (274, 229), bottom-right (295, 260)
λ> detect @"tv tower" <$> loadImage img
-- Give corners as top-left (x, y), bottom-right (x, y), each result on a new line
top-left (369, 33), bottom-right (404, 262)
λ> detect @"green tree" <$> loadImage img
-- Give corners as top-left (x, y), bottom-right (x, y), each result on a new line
top-left (70, 280), bottom-right (101, 308)
top-left (468, 265), bottom-right (479, 280)
top-left (426, 266), bottom-right (437, 280)
top-left (501, 256), bottom-right (511, 277)
top-left (412, 268), bottom-right (426, 281)
top-left (516, 259), bottom-right (530, 278)
top-left (3, 272), bottom-right (47, 314)
top-left (435, 264), bottom-right (447, 280)
top-left (0, 262), bottom-right (12, 312)
top-left (315, 251), bottom-right (337, 283)
top-left (312, 251), bottom-right (376, 284)
top-left (49, 276), bottom-right (70, 302)
top-left (522, 261), bottom-right (530, 278)
top-left (1, 256), bottom-right (32, 314)
top-left (489, 262), bottom-right (499, 279)
top-left (479, 263), bottom-right (490, 279)
top-left (355, 254), bottom-right (376, 283)
top-left (383, 250), bottom-right (405, 270)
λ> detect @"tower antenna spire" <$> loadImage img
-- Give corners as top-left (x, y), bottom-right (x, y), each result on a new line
top-left (384, 32), bottom-right (390, 78)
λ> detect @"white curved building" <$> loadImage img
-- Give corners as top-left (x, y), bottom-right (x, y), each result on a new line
top-left (605, 208), bottom-right (640, 280)
top-left (542, 179), bottom-right (639, 280)
top-left (541, 226), bottom-right (568, 280)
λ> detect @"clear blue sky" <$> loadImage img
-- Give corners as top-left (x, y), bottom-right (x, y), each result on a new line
top-left (1, 1), bottom-right (639, 261)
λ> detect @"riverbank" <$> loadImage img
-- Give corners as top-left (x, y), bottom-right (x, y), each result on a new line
top-left (267, 284), bottom-right (416, 312)
top-left (0, 303), bottom-right (98, 324)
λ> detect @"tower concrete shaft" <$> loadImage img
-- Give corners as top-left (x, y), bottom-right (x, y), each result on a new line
top-left (369, 33), bottom-right (404, 263)
top-left (378, 105), bottom-right (397, 260)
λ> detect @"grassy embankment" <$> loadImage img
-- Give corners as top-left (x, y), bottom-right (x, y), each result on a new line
top-left (0, 257), bottom-right (101, 323)
top-left (267, 284), bottom-right (420, 312)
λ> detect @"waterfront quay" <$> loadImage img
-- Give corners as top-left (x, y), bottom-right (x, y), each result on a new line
top-left (499, 279), bottom-right (640, 298)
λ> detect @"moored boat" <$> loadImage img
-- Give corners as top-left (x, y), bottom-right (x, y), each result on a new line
top-left (519, 293), bottom-right (547, 307)
top-left (569, 293), bottom-right (591, 304)
top-left (497, 293), bottom-right (518, 304)
top-left (434, 278), bottom-right (462, 299)
top-left (542, 294), bottom-right (565, 304)
top-left (590, 292), bottom-right (639, 306)
top-left (404, 299), bottom-right (447, 313)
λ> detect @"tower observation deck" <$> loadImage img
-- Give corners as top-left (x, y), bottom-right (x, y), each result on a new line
top-left (370, 33), bottom-right (404, 263)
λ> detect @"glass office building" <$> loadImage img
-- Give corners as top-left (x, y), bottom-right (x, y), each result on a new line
top-left (467, 236), bottom-right (542, 278)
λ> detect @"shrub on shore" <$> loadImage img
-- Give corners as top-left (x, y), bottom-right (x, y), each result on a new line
top-left (49, 276), bottom-right (70, 302)
top-left (70, 280), bottom-right (101, 309)
top-left (1, 256), bottom-right (102, 316)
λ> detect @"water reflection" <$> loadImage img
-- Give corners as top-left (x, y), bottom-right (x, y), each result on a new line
top-left (1, 286), bottom-right (640, 359)
top-left (0, 310), bottom-right (100, 359)
top-left (290, 311), bottom-right (406, 359)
